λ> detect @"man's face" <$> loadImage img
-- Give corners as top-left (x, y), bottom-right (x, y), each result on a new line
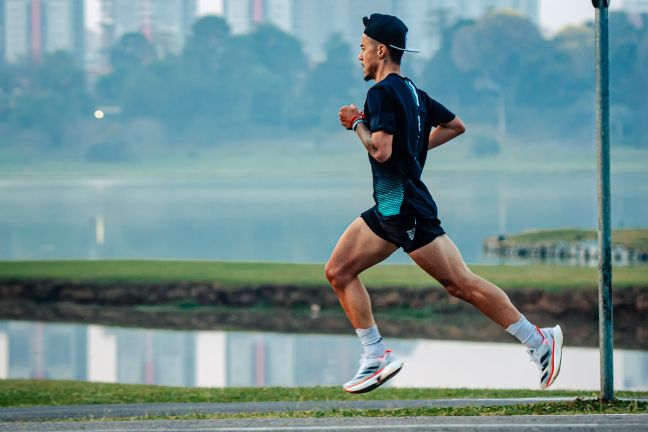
top-left (358, 34), bottom-right (381, 82)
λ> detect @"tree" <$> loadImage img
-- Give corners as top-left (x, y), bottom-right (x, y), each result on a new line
top-left (421, 19), bottom-right (482, 110)
top-left (227, 24), bottom-right (308, 127)
top-left (302, 34), bottom-right (357, 128)
top-left (110, 32), bottom-right (156, 71)
top-left (450, 9), bottom-right (549, 132)
top-left (95, 33), bottom-right (156, 104)
top-left (183, 15), bottom-right (231, 70)
top-left (608, 12), bottom-right (648, 146)
top-left (8, 52), bottom-right (90, 147)
top-left (451, 10), bottom-right (546, 89)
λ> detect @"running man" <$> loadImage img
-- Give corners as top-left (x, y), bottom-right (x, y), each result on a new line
top-left (327, 13), bottom-right (563, 394)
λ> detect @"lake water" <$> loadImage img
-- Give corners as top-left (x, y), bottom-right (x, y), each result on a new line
top-left (1, 320), bottom-right (647, 391)
top-left (1, 171), bottom-right (647, 264)
top-left (2, 172), bottom-right (647, 391)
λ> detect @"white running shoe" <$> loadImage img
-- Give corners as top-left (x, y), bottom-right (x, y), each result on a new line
top-left (528, 325), bottom-right (564, 389)
top-left (343, 349), bottom-right (404, 394)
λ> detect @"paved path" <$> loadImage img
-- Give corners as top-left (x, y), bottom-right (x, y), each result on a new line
top-left (2, 398), bottom-right (647, 432)
top-left (0, 398), bottom-right (579, 422)
top-left (1, 414), bottom-right (648, 432)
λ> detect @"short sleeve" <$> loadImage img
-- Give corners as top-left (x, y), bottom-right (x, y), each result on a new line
top-left (426, 95), bottom-right (455, 127)
top-left (365, 87), bottom-right (397, 134)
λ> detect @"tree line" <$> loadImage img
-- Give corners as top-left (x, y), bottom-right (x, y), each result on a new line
top-left (0, 11), bottom-right (646, 162)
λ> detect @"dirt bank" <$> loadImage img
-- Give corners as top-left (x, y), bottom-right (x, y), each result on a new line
top-left (1, 278), bottom-right (647, 316)
top-left (1, 278), bottom-right (647, 349)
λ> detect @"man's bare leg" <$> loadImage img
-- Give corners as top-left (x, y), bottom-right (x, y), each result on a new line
top-left (325, 217), bottom-right (397, 329)
top-left (409, 234), bottom-right (564, 388)
top-left (408, 234), bottom-right (520, 328)
top-left (325, 217), bottom-right (403, 393)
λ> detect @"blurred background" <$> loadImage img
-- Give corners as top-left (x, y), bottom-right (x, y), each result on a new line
top-left (0, 0), bottom-right (647, 263)
top-left (0, 0), bottom-right (647, 391)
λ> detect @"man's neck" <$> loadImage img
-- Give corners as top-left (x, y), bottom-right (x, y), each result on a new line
top-left (375, 62), bottom-right (401, 83)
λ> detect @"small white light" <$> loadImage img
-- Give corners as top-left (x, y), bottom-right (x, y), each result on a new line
top-left (95, 214), bottom-right (105, 245)
top-left (94, 110), bottom-right (105, 119)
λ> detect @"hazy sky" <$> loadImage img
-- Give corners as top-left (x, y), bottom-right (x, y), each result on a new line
top-left (539, 0), bottom-right (623, 34)
top-left (85, 0), bottom-right (624, 34)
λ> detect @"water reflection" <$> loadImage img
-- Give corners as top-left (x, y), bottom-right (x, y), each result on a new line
top-left (1, 172), bottom-right (646, 264)
top-left (1, 320), bottom-right (647, 391)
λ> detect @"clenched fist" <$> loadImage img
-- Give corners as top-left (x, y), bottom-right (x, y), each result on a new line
top-left (339, 104), bottom-right (365, 130)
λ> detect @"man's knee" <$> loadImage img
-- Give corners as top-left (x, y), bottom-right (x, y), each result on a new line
top-left (324, 260), bottom-right (355, 290)
top-left (441, 272), bottom-right (478, 301)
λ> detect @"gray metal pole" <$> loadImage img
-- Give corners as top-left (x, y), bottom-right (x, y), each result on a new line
top-left (592, 0), bottom-right (614, 402)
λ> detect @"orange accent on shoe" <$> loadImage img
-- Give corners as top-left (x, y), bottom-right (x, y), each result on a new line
top-left (536, 326), bottom-right (546, 343)
top-left (545, 337), bottom-right (556, 388)
top-left (343, 366), bottom-right (386, 392)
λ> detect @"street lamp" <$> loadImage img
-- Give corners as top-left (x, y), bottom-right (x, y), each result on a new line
top-left (591, 0), bottom-right (614, 402)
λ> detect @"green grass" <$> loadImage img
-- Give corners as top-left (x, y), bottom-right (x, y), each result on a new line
top-left (1, 379), bottom-right (647, 408)
top-left (503, 228), bottom-right (648, 251)
top-left (1, 260), bottom-right (648, 290)
top-left (77, 400), bottom-right (648, 421)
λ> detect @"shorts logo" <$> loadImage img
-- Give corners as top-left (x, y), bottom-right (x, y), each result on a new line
top-left (406, 227), bottom-right (416, 240)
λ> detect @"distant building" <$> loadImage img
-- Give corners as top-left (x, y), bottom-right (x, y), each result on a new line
top-left (100, 0), bottom-right (197, 58)
top-left (393, 0), bottom-right (539, 59)
top-left (446, 0), bottom-right (538, 23)
top-left (4, 0), bottom-right (32, 64)
top-left (2, 0), bottom-right (84, 65)
top-left (0, 0), bottom-right (5, 64)
top-left (290, 0), bottom-right (347, 61)
top-left (43, 0), bottom-right (84, 64)
top-left (264, 0), bottom-right (291, 33)
top-left (223, 0), bottom-right (253, 34)
top-left (154, 0), bottom-right (197, 54)
top-left (222, 0), bottom-right (539, 61)
top-left (223, 0), bottom-right (392, 61)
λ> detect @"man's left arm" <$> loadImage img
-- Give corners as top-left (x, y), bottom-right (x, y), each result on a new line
top-left (427, 116), bottom-right (465, 150)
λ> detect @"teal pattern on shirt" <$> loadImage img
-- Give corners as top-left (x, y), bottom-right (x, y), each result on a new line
top-left (375, 175), bottom-right (404, 216)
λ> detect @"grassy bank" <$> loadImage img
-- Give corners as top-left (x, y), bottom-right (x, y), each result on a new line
top-left (1, 260), bottom-right (648, 291)
top-left (1, 379), bottom-right (647, 408)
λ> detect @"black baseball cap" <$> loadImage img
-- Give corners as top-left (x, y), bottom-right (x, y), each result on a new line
top-left (362, 13), bottom-right (419, 53)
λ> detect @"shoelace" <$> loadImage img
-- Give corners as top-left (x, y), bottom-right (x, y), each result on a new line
top-left (527, 342), bottom-right (550, 369)
top-left (353, 361), bottom-right (377, 379)
top-left (354, 353), bottom-right (386, 375)
top-left (358, 351), bottom-right (387, 364)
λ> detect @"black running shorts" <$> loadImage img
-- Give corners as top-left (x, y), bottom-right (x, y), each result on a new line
top-left (361, 206), bottom-right (445, 253)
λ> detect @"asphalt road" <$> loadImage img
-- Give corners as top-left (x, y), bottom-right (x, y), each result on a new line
top-left (0, 398), bottom-right (578, 422)
top-left (1, 414), bottom-right (648, 432)
top-left (2, 399), bottom-right (647, 432)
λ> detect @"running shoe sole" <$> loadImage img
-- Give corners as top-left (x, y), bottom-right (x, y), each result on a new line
top-left (343, 359), bottom-right (404, 394)
top-left (544, 324), bottom-right (563, 389)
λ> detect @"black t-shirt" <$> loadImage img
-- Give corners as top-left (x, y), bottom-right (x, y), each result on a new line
top-left (363, 73), bottom-right (455, 219)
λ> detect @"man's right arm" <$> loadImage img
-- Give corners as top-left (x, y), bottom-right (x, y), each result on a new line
top-left (354, 123), bottom-right (393, 163)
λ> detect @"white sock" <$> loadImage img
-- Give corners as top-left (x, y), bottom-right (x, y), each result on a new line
top-left (355, 325), bottom-right (386, 359)
top-left (506, 314), bottom-right (544, 350)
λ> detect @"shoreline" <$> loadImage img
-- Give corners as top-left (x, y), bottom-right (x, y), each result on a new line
top-left (3, 277), bottom-right (647, 312)
top-left (2, 279), bottom-right (647, 349)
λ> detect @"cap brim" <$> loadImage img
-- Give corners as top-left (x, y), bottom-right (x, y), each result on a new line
top-left (389, 44), bottom-right (420, 53)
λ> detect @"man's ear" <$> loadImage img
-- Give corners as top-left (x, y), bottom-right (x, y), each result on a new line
top-left (378, 44), bottom-right (387, 60)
